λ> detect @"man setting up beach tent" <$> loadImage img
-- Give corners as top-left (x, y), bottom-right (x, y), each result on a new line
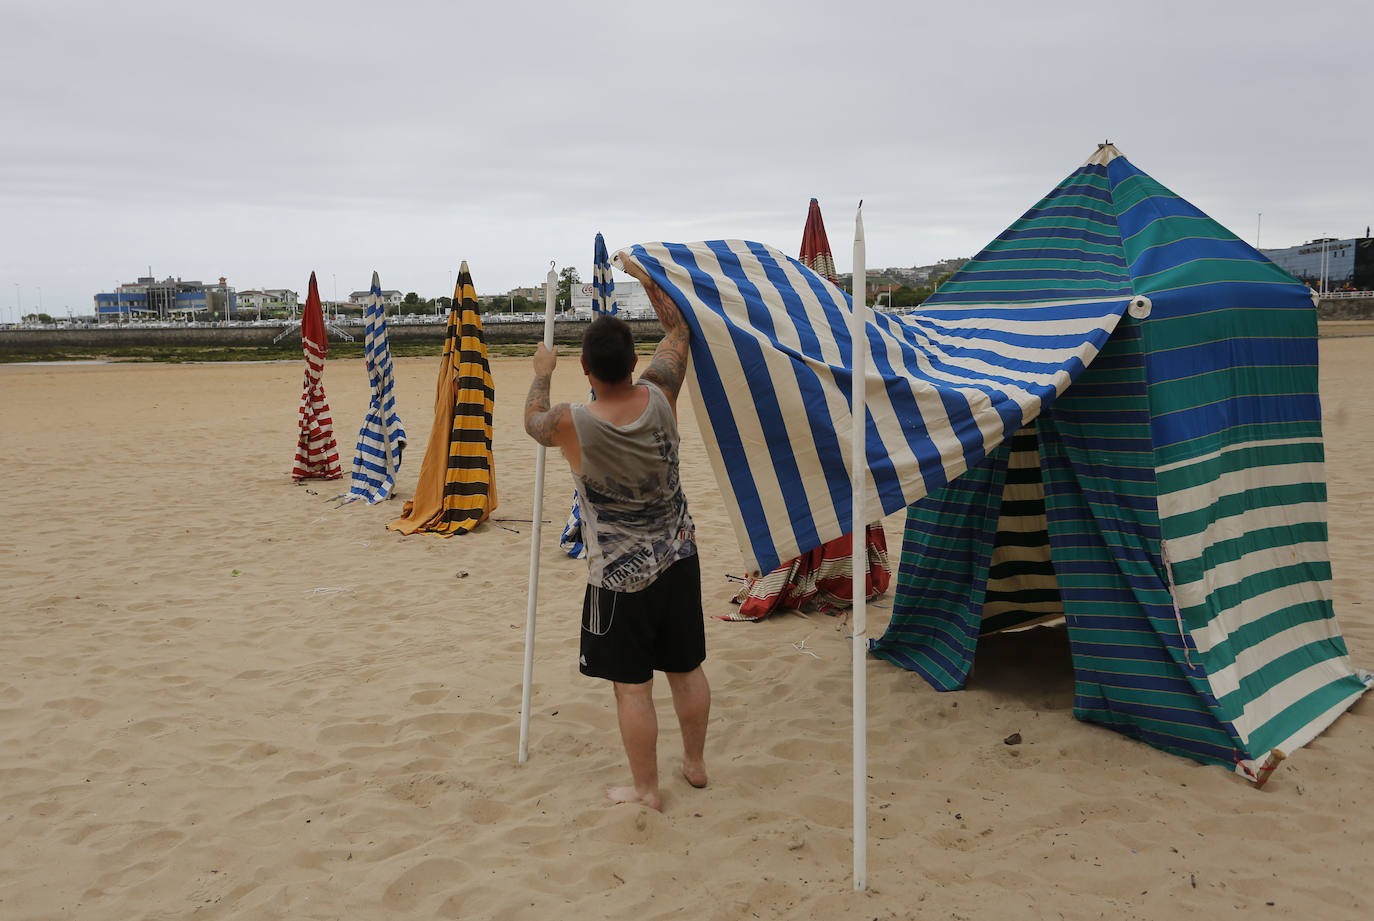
top-left (388, 261), bottom-right (496, 536)
top-left (523, 265), bottom-right (710, 813)
top-left (610, 141), bottom-right (1371, 784)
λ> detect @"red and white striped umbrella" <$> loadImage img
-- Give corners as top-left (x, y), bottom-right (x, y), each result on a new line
top-left (800, 197), bottom-right (838, 283)
top-left (291, 271), bottom-right (342, 481)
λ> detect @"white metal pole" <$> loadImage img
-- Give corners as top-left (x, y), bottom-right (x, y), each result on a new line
top-left (850, 201), bottom-right (869, 892)
top-left (519, 261), bottom-right (559, 763)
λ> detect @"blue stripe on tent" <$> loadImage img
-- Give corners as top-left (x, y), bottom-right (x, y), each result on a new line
top-left (929, 286), bottom-right (1137, 303)
top-left (972, 248), bottom-right (1129, 268)
top-left (991, 226), bottom-right (1124, 249)
top-left (1026, 204), bottom-right (1119, 224)
top-left (946, 269), bottom-right (1132, 283)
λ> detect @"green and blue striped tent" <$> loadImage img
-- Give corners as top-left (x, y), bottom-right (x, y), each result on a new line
top-left (870, 143), bottom-right (1371, 782)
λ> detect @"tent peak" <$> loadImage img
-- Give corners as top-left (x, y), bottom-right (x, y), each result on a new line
top-left (1085, 141), bottom-right (1124, 167)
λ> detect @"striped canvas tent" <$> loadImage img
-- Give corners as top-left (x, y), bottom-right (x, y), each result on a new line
top-left (614, 143), bottom-right (1368, 779)
top-left (346, 271), bottom-right (407, 503)
top-left (866, 143), bottom-right (1370, 779)
top-left (291, 271), bottom-right (342, 481)
top-left (387, 262), bottom-right (497, 535)
top-left (560, 233), bottom-right (619, 559)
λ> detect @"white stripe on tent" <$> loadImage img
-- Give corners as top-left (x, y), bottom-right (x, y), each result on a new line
top-left (1238, 684), bottom-right (1371, 769)
top-left (1153, 437), bottom-right (1323, 475)
top-left (1186, 576), bottom-right (1337, 656)
top-left (1200, 616), bottom-right (1353, 702)
top-left (1172, 538), bottom-right (1330, 614)
top-left (1164, 501), bottom-right (1329, 572)
top-left (1158, 461), bottom-right (1327, 527)
top-left (1229, 656), bottom-right (1366, 743)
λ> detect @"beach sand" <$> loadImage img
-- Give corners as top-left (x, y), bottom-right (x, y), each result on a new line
top-left (1, 343), bottom-right (1370, 921)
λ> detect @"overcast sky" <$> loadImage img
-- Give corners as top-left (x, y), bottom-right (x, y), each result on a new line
top-left (3, 0), bottom-right (1371, 317)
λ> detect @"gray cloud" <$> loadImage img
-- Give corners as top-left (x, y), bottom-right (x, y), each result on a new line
top-left (3, 0), bottom-right (1370, 317)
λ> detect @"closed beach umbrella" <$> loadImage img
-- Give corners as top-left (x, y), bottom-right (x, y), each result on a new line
top-left (726, 200), bottom-right (890, 619)
top-left (291, 271), bottom-right (342, 481)
top-left (800, 197), bottom-right (838, 282)
top-left (347, 271), bottom-right (407, 502)
top-left (591, 232), bottom-right (618, 316)
top-left (560, 233), bottom-right (618, 558)
top-left (388, 261), bottom-right (496, 535)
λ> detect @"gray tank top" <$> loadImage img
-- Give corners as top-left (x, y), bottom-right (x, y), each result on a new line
top-left (570, 381), bottom-right (696, 592)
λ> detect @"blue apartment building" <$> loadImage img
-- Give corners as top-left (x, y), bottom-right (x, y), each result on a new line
top-left (94, 275), bottom-right (237, 321)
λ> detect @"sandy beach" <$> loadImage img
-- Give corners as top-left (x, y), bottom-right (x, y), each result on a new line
top-left (1, 343), bottom-right (1370, 921)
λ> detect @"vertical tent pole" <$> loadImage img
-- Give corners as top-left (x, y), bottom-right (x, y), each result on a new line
top-left (519, 262), bottom-right (559, 764)
top-left (850, 202), bottom-right (869, 891)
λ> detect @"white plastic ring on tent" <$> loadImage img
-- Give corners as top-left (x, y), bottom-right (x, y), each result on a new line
top-left (1128, 296), bottom-right (1153, 319)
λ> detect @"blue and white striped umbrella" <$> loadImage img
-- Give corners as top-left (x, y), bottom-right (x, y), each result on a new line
top-left (347, 271), bottom-right (407, 503)
top-left (561, 233), bottom-right (620, 557)
top-left (614, 240), bottom-right (1130, 574)
top-left (591, 232), bottom-right (618, 315)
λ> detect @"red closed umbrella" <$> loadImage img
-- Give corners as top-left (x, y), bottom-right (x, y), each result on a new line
top-left (291, 272), bottom-right (342, 481)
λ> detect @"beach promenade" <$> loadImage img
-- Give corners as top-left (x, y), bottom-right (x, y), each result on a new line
top-left (0, 348), bottom-right (1369, 920)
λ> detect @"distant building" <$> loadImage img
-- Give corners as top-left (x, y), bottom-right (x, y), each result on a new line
top-left (94, 275), bottom-right (236, 322)
top-left (569, 277), bottom-right (653, 317)
top-left (1261, 235), bottom-right (1374, 291)
top-left (235, 289), bottom-right (298, 313)
top-left (348, 289), bottom-right (404, 307)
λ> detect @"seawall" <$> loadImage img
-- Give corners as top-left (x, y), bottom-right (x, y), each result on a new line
top-left (0, 318), bottom-right (664, 354)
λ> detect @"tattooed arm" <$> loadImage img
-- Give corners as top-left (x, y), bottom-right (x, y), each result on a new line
top-left (524, 344), bottom-right (574, 449)
top-left (629, 275), bottom-right (690, 413)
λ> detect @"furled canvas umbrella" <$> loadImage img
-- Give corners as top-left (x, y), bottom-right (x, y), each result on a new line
top-left (387, 262), bottom-right (496, 535)
top-left (291, 271), bottom-right (342, 481)
top-left (346, 271), bottom-right (407, 502)
top-left (800, 197), bottom-right (839, 281)
top-left (726, 199), bottom-right (890, 619)
top-left (560, 233), bottom-right (619, 558)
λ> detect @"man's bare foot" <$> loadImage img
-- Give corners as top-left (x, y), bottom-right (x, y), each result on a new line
top-left (606, 785), bottom-right (662, 811)
top-left (681, 760), bottom-right (708, 789)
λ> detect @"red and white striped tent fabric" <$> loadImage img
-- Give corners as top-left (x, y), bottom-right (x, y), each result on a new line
top-left (291, 271), bottom-right (342, 481)
top-left (726, 199), bottom-right (890, 620)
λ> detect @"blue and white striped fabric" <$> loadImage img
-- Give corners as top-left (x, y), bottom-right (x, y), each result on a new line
top-left (591, 232), bottom-right (619, 316)
top-left (613, 240), bottom-right (1132, 575)
top-left (559, 495), bottom-right (586, 559)
top-left (562, 234), bottom-right (621, 559)
top-left (347, 271), bottom-right (407, 503)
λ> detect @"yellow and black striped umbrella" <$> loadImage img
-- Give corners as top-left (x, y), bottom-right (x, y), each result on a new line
top-left (388, 261), bottom-right (496, 535)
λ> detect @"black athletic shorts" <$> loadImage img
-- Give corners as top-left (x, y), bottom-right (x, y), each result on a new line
top-left (579, 553), bottom-right (705, 684)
